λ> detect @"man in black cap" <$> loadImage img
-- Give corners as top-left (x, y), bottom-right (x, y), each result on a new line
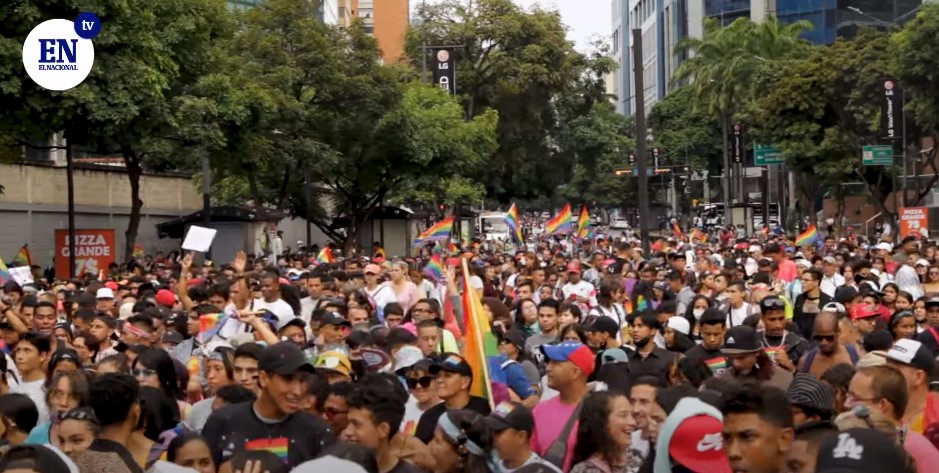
top-left (758, 296), bottom-right (808, 370)
top-left (916, 297), bottom-right (939, 355)
top-left (488, 401), bottom-right (561, 472)
top-left (202, 342), bottom-right (334, 468)
top-left (413, 353), bottom-right (491, 444)
top-left (880, 338), bottom-right (939, 437)
top-left (720, 325), bottom-right (793, 391)
top-left (814, 428), bottom-right (914, 473)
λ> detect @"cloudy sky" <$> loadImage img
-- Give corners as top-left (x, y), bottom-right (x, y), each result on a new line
top-left (416, 0), bottom-right (614, 51)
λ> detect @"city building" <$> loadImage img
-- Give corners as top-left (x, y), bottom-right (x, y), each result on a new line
top-left (337, 0), bottom-right (409, 63)
top-left (321, 0), bottom-right (340, 25)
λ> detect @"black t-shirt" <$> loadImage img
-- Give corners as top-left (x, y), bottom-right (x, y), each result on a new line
top-left (684, 344), bottom-right (729, 376)
top-left (414, 395), bottom-right (491, 444)
top-left (202, 401), bottom-right (334, 468)
top-left (387, 459), bottom-right (425, 473)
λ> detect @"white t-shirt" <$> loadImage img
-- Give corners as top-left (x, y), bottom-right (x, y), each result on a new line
top-left (400, 395), bottom-right (437, 437)
top-left (728, 304), bottom-right (750, 327)
top-left (299, 297), bottom-right (320, 325)
top-left (364, 285), bottom-right (396, 312)
top-left (561, 280), bottom-right (597, 311)
top-left (12, 378), bottom-right (48, 425)
top-left (251, 298), bottom-right (295, 325)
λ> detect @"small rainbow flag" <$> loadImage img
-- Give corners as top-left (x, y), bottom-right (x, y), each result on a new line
top-left (672, 222), bottom-right (685, 241)
top-left (705, 356), bottom-right (728, 374)
top-left (415, 216), bottom-right (454, 244)
top-left (0, 257), bottom-right (9, 285)
top-left (461, 259), bottom-right (508, 408)
top-left (423, 254), bottom-right (444, 282)
top-left (316, 247), bottom-right (335, 264)
top-left (186, 356), bottom-right (200, 377)
top-left (505, 203), bottom-right (523, 243)
top-left (795, 224), bottom-right (818, 247)
top-left (448, 241), bottom-right (459, 255)
top-left (12, 245), bottom-right (31, 267)
top-left (545, 204), bottom-right (573, 236)
top-left (198, 312), bottom-right (229, 343)
top-left (690, 227), bottom-right (704, 243)
top-left (577, 206), bottom-right (590, 238)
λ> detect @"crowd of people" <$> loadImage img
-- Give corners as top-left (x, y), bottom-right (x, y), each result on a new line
top-left (0, 224), bottom-right (936, 473)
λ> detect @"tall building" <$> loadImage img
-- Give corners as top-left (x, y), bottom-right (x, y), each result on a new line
top-left (337, 0), bottom-right (409, 63)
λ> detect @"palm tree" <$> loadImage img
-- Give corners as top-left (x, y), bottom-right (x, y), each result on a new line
top-left (672, 16), bottom-right (812, 224)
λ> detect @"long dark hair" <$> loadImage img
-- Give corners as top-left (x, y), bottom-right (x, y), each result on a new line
top-left (134, 348), bottom-right (183, 403)
top-left (572, 391), bottom-right (629, 468)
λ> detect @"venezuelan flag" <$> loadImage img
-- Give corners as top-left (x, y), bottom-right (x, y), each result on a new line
top-left (577, 206), bottom-right (590, 238)
top-left (423, 253), bottom-right (444, 282)
top-left (0, 257), bottom-right (9, 285)
top-left (460, 259), bottom-right (507, 408)
top-left (545, 204), bottom-right (573, 236)
top-left (505, 203), bottom-right (523, 243)
top-left (12, 245), bottom-right (31, 267)
top-left (415, 216), bottom-right (454, 244)
top-left (795, 224), bottom-right (818, 247)
top-left (316, 247), bottom-right (335, 264)
top-left (198, 312), bottom-right (229, 343)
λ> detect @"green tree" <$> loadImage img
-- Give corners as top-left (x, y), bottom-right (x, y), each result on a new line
top-left (648, 86), bottom-right (723, 174)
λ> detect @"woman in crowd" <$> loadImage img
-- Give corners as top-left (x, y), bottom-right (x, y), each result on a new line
top-left (25, 370), bottom-right (91, 445)
top-left (682, 294), bottom-right (712, 340)
top-left (167, 432), bottom-right (216, 473)
top-left (570, 391), bottom-right (636, 473)
top-left (56, 407), bottom-right (98, 459)
top-left (514, 299), bottom-right (540, 338)
top-left (71, 331), bottom-right (98, 367)
top-left (889, 310), bottom-right (917, 342)
top-left (558, 302), bottom-right (583, 327)
top-left (131, 348), bottom-right (185, 423)
top-left (428, 410), bottom-right (493, 473)
top-left (0, 393), bottom-right (38, 453)
top-left (400, 359), bottom-right (441, 437)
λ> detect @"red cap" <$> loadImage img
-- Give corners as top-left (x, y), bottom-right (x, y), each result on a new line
top-left (668, 415), bottom-right (732, 473)
top-left (850, 303), bottom-right (880, 321)
top-left (566, 260), bottom-right (582, 274)
top-left (188, 277), bottom-right (205, 288)
top-left (155, 289), bottom-right (176, 308)
top-left (105, 281), bottom-right (118, 291)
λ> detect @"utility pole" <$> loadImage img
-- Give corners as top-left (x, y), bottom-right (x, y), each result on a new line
top-left (633, 29), bottom-right (651, 254)
top-left (722, 117), bottom-right (731, 226)
top-left (202, 154), bottom-right (212, 260)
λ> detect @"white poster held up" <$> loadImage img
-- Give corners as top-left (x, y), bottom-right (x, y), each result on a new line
top-left (182, 226), bottom-right (218, 253)
top-left (9, 266), bottom-right (33, 286)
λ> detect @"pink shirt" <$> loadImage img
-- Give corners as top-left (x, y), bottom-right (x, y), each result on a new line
top-left (777, 259), bottom-right (798, 283)
top-left (905, 431), bottom-right (939, 473)
top-left (531, 396), bottom-right (579, 472)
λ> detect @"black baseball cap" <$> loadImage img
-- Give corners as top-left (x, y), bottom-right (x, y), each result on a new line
top-left (258, 342), bottom-right (315, 376)
top-left (500, 329), bottom-right (526, 352)
top-left (485, 401), bottom-right (534, 433)
top-left (0, 444), bottom-right (74, 473)
top-left (320, 312), bottom-right (350, 328)
top-left (429, 353), bottom-right (473, 377)
top-left (162, 331), bottom-right (184, 345)
top-left (588, 317), bottom-right (620, 337)
top-left (721, 326), bottom-right (762, 355)
top-left (815, 428), bottom-right (913, 473)
top-left (879, 339), bottom-right (937, 380)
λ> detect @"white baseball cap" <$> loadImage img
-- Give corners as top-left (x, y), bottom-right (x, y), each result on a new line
top-left (667, 316), bottom-right (690, 336)
top-left (393, 345), bottom-right (424, 372)
top-left (95, 288), bottom-right (114, 299)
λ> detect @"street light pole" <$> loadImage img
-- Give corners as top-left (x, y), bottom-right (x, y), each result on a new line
top-left (632, 28), bottom-right (651, 254)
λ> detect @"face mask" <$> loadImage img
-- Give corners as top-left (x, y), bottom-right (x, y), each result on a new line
top-left (634, 336), bottom-right (652, 348)
top-left (693, 308), bottom-right (706, 320)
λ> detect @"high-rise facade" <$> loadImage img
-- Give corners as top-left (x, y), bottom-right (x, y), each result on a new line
top-left (337, 0), bottom-right (409, 63)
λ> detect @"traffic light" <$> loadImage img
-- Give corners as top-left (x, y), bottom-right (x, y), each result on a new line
top-left (614, 169), bottom-right (629, 176)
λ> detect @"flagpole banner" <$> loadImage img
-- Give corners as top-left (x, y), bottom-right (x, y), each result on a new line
top-left (431, 48), bottom-right (456, 95)
top-left (55, 229), bottom-right (116, 277)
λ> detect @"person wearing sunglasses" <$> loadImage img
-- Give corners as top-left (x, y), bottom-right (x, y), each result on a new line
top-left (399, 359), bottom-right (439, 438)
top-left (758, 296), bottom-right (808, 372)
top-left (799, 312), bottom-right (861, 380)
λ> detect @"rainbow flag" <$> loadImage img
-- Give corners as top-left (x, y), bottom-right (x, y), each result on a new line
top-left (415, 216), bottom-right (454, 244)
top-left (423, 254), bottom-right (444, 282)
top-left (448, 241), bottom-right (459, 255)
top-left (316, 247), bottom-right (335, 264)
top-left (12, 245), bottom-right (31, 267)
top-left (0, 257), bottom-right (9, 285)
top-left (672, 223), bottom-right (685, 240)
top-left (690, 227), bottom-right (704, 243)
top-left (460, 259), bottom-right (507, 408)
top-left (198, 312), bottom-right (229, 343)
top-left (505, 203), bottom-right (523, 243)
top-left (545, 204), bottom-right (573, 235)
top-left (577, 206), bottom-right (590, 238)
top-left (795, 224), bottom-right (818, 247)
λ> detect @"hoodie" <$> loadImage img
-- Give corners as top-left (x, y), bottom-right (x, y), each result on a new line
top-left (653, 398), bottom-right (724, 473)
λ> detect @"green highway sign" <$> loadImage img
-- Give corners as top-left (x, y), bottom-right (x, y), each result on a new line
top-left (862, 145), bottom-right (894, 166)
top-left (754, 144), bottom-right (783, 165)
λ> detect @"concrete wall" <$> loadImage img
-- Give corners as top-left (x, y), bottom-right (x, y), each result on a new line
top-left (0, 163), bottom-right (203, 266)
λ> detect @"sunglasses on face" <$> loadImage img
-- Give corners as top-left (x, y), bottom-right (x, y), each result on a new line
top-left (132, 368), bottom-right (157, 378)
top-left (813, 334), bottom-right (836, 342)
top-left (406, 376), bottom-right (434, 389)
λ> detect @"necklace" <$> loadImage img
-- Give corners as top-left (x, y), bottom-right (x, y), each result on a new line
top-left (762, 330), bottom-right (787, 348)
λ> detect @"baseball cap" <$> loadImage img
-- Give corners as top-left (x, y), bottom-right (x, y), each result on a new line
top-left (821, 302), bottom-right (846, 314)
top-left (162, 331), bottom-right (184, 345)
top-left (359, 348), bottom-right (391, 372)
top-left (565, 260), bottom-right (582, 274)
top-left (660, 398), bottom-right (731, 473)
top-left (721, 326), bottom-right (762, 354)
top-left (815, 428), bottom-right (913, 473)
top-left (875, 242), bottom-right (893, 252)
top-left (155, 289), bottom-right (176, 308)
top-left (95, 288), bottom-right (114, 300)
top-left (258, 342), bottom-right (315, 376)
top-left (588, 317), bottom-right (620, 337)
top-left (319, 312), bottom-right (350, 328)
top-left (880, 338), bottom-right (937, 378)
top-left (666, 316), bottom-right (690, 336)
top-left (292, 456), bottom-right (368, 473)
top-left (822, 256), bottom-right (837, 264)
top-left (925, 297), bottom-right (939, 308)
top-left (364, 264), bottom-right (382, 275)
top-left (541, 342), bottom-right (595, 376)
top-left (834, 286), bottom-right (858, 304)
top-left (393, 345), bottom-right (425, 372)
top-left (785, 373), bottom-right (834, 415)
top-left (429, 353), bottom-right (473, 377)
top-left (600, 348), bottom-right (629, 365)
top-left (850, 304), bottom-right (881, 321)
top-left (104, 281), bottom-right (118, 291)
top-left (0, 444), bottom-right (77, 473)
top-left (500, 329), bottom-right (526, 352)
top-left (314, 351), bottom-right (352, 378)
top-left (485, 401), bottom-right (534, 433)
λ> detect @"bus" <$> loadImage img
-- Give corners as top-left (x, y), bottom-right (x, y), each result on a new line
top-left (476, 211), bottom-right (510, 241)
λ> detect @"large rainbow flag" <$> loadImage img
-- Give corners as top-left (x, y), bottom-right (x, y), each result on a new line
top-left (414, 216), bottom-right (454, 244)
top-left (12, 245), bottom-right (31, 267)
top-left (577, 206), bottom-right (591, 238)
top-left (198, 311), bottom-right (230, 343)
top-left (795, 224), bottom-right (818, 247)
top-left (504, 203), bottom-right (523, 243)
top-left (460, 259), bottom-right (508, 408)
top-left (423, 253), bottom-right (444, 282)
top-left (545, 204), bottom-right (573, 236)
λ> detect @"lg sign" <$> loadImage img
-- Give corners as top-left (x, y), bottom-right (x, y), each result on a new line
top-left (22, 13), bottom-right (101, 91)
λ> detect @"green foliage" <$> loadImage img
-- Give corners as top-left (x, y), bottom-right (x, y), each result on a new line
top-left (894, 3), bottom-right (939, 135)
top-left (648, 86), bottom-right (722, 172)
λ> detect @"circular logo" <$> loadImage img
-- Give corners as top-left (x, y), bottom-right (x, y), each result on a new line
top-left (74, 12), bottom-right (102, 40)
top-left (436, 49), bottom-right (450, 62)
top-left (22, 19), bottom-right (95, 91)
top-left (884, 80), bottom-right (895, 90)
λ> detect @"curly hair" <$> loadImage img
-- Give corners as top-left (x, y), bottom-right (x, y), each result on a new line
top-left (571, 391), bottom-right (630, 467)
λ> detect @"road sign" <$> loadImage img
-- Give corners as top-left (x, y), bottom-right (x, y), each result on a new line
top-left (862, 145), bottom-right (894, 166)
top-left (754, 144), bottom-right (783, 166)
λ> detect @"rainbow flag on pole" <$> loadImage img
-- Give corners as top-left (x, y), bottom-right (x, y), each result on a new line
top-left (423, 253), bottom-right (444, 282)
top-left (316, 247), bottom-right (335, 264)
top-left (460, 259), bottom-right (508, 408)
top-left (545, 204), bottom-right (573, 236)
top-left (577, 206), bottom-right (590, 238)
top-left (198, 311), bottom-right (230, 343)
top-left (12, 245), bottom-right (31, 267)
top-left (795, 224), bottom-right (819, 247)
top-left (0, 257), bottom-right (10, 285)
top-left (504, 203), bottom-right (523, 243)
top-left (672, 222), bottom-right (685, 241)
top-left (415, 216), bottom-right (454, 244)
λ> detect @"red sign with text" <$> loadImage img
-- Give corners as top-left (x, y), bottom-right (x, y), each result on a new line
top-left (900, 207), bottom-right (929, 238)
top-left (55, 229), bottom-right (116, 277)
